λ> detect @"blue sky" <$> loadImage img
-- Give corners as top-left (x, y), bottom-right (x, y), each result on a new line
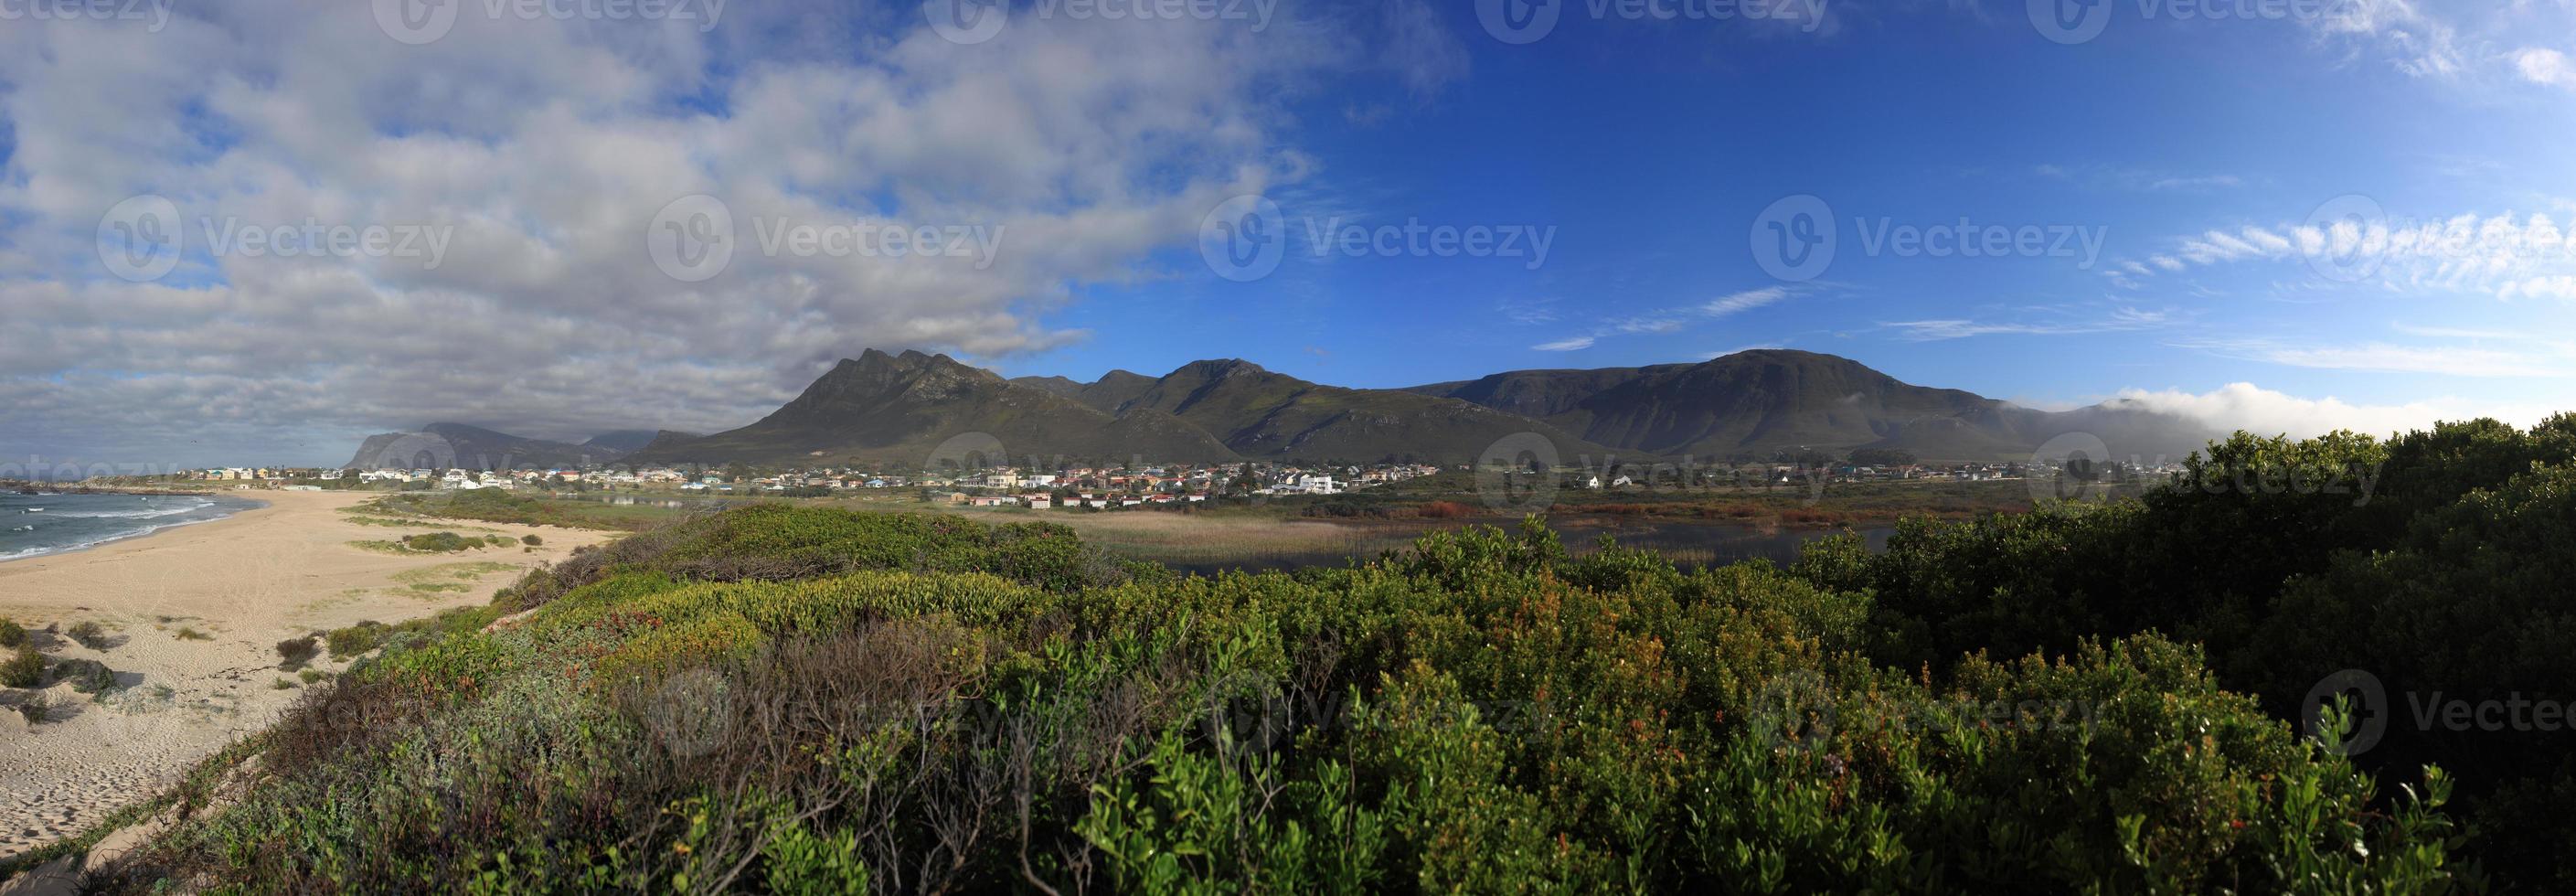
top-left (1, 0), bottom-right (2570, 469)
top-left (1018, 1), bottom-right (2576, 417)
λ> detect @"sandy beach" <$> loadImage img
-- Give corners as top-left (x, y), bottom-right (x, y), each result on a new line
top-left (0, 490), bottom-right (612, 860)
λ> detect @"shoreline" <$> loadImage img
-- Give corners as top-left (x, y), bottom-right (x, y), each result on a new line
top-left (0, 491), bottom-right (614, 861)
top-left (0, 496), bottom-right (270, 565)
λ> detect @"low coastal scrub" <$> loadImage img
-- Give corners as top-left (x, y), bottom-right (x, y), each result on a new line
top-left (399, 531), bottom-right (511, 553)
top-left (104, 499), bottom-right (2476, 892)
top-left (66, 620), bottom-right (111, 650)
top-left (367, 488), bottom-right (675, 531)
top-left (0, 617), bottom-right (24, 648)
top-left (273, 635), bottom-right (319, 668)
top-left (325, 622), bottom-right (387, 658)
top-left (51, 658), bottom-right (120, 696)
top-left (0, 646), bottom-right (41, 688)
top-left (351, 531), bottom-right (516, 555)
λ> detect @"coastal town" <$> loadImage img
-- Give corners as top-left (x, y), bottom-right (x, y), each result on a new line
top-left (145, 453), bottom-right (2177, 507)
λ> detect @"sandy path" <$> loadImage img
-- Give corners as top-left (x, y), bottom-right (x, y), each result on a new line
top-left (0, 490), bottom-right (613, 859)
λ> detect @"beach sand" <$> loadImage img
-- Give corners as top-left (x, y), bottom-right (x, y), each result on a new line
top-left (0, 490), bottom-right (612, 860)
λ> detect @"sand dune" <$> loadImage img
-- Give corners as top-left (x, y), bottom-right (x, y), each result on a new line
top-left (0, 490), bottom-right (612, 860)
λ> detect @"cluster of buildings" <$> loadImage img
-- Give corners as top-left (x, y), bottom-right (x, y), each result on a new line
top-left (179, 459), bottom-right (1448, 508)
top-left (932, 461), bottom-right (1442, 510)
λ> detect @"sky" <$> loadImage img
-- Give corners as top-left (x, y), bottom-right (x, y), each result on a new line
top-left (2, 0), bottom-right (2572, 472)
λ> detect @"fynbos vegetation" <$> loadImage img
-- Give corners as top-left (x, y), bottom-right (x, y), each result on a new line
top-left (80, 409), bottom-right (2573, 896)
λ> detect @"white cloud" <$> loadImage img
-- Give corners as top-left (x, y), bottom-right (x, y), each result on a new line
top-left (0, 5), bottom-right (1401, 464)
top-left (2105, 382), bottom-right (2556, 439)
top-left (1884, 306), bottom-right (2170, 341)
top-left (2514, 48), bottom-right (2573, 87)
top-left (2181, 338), bottom-right (2572, 378)
top-left (1533, 336), bottom-right (1595, 351)
top-left (2119, 208), bottom-right (2576, 300)
top-left (1702, 285), bottom-right (1791, 316)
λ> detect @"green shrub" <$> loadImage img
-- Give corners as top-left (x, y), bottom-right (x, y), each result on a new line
top-left (0, 617), bottom-right (25, 648)
top-left (51, 658), bottom-right (119, 695)
top-left (520, 534), bottom-right (543, 547)
top-left (0, 646), bottom-right (40, 688)
top-left (119, 507), bottom-right (2482, 894)
top-left (66, 620), bottom-right (111, 650)
top-left (397, 531), bottom-right (481, 553)
top-left (14, 695), bottom-right (48, 724)
top-left (326, 622), bottom-right (387, 658)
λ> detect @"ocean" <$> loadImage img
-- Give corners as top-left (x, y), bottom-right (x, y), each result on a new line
top-left (0, 491), bottom-right (266, 562)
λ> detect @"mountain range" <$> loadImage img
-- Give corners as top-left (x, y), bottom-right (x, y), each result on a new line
top-left (352, 349), bottom-right (2222, 469)
top-left (345, 422), bottom-right (650, 470)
